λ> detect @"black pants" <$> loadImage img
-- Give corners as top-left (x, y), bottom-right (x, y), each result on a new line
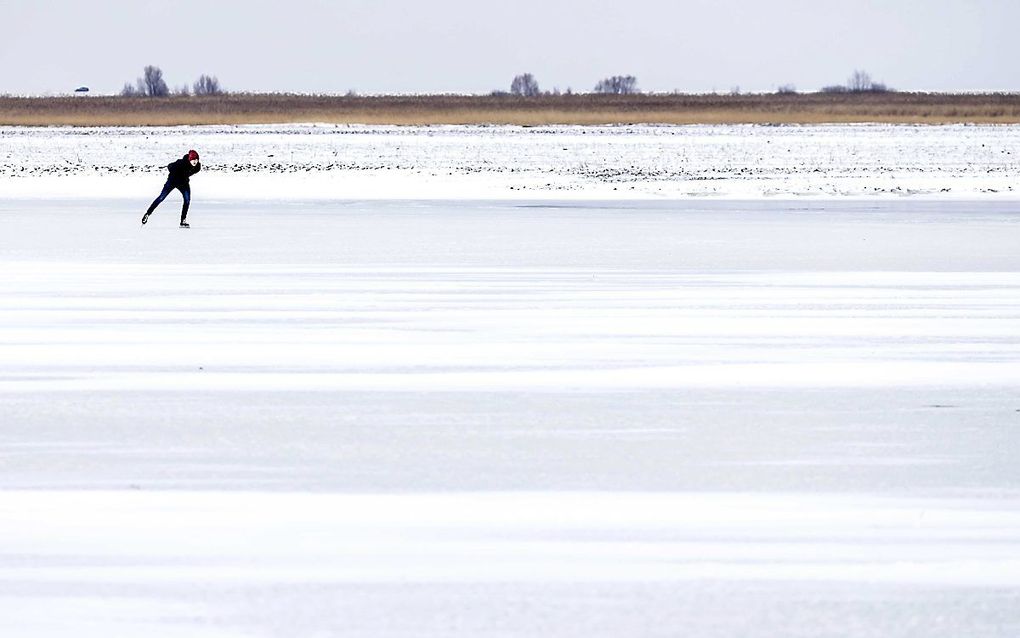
top-left (147, 180), bottom-right (191, 222)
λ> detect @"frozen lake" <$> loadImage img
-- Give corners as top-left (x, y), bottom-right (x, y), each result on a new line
top-left (2, 196), bottom-right (1020, 636)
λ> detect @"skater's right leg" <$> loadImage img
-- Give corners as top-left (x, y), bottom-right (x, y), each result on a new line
top-left (143, 181), bottom-right (175, 223)
top-left (178, 185), bottom-right (191, 228)
top-left (179, 186), bottom-right (191, 223)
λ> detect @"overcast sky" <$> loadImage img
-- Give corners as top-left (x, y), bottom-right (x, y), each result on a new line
top-left (2, 0), bottom-right (1017, 95)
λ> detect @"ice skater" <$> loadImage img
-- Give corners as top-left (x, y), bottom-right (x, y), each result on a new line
top-left (142, 150), bottom-right (201, 228)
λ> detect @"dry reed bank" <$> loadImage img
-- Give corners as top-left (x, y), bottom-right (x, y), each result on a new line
top-left (2, 93), bottom-right (1019, 126)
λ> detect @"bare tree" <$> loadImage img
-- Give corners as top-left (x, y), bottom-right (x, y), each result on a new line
top-left (120, 82), bottom-right (140, 97)
top-left (594, 75), bottom-right (639, 95)
top-left (510, 73), bottom-right (540, 97)
top-left (846, 69), bottom-right (891, 93)
top-left (173, 85), bottom-right (191, 97)
top-left (848, 70), bottom-right (872, 92)
top-left (776, 84), bottom-right (797, 94)
top-left (193, 74), bottom-right (222, 96)
top-left (137, 65), bottom-right (169, 97)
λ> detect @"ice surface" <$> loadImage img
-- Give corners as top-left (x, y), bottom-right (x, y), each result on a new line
top-left (2, 126), bottom-right (1020, 636)
top-left (2, 491), bottom-right (1020, 638)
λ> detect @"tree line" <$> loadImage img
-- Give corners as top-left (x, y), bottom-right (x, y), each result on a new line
top-left (503, 70), bottom-right (893, 97)
top-left (820, 70), bottom-right (892, 94)
top-left (116, 65), bottom-right (891, 98)
top-left (121, 66), bottom-right (223, 97)
top-left (501, 73), bottom-right (640, 97)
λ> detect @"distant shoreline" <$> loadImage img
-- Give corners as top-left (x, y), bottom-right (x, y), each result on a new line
top-left (2, 93), bottom-right (1019, 126)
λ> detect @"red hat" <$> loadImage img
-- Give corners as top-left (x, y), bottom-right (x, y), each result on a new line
top-left (187, 150), bottom-right (199, 161)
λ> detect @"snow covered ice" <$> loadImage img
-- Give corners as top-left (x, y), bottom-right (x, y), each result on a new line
top-left (2, 122), bottom-right (1019, 200)
top-left (1, 125), bottom-right (1020, 637)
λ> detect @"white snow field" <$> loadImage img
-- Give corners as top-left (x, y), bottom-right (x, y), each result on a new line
top-left (1, 123), bottom-right (1019, 200)
top-left (2, 125), bottom-right (1020, 637)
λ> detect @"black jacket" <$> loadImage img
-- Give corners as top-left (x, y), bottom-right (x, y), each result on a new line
top-left (166, 155), bottom-right (201, 186)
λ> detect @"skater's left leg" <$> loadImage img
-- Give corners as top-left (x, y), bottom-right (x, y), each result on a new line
top-left (179, 185), bottom-right (191, 227)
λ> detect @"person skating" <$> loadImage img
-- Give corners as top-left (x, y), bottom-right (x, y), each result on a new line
top-left (142, 150), bottom-right (201, 227)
